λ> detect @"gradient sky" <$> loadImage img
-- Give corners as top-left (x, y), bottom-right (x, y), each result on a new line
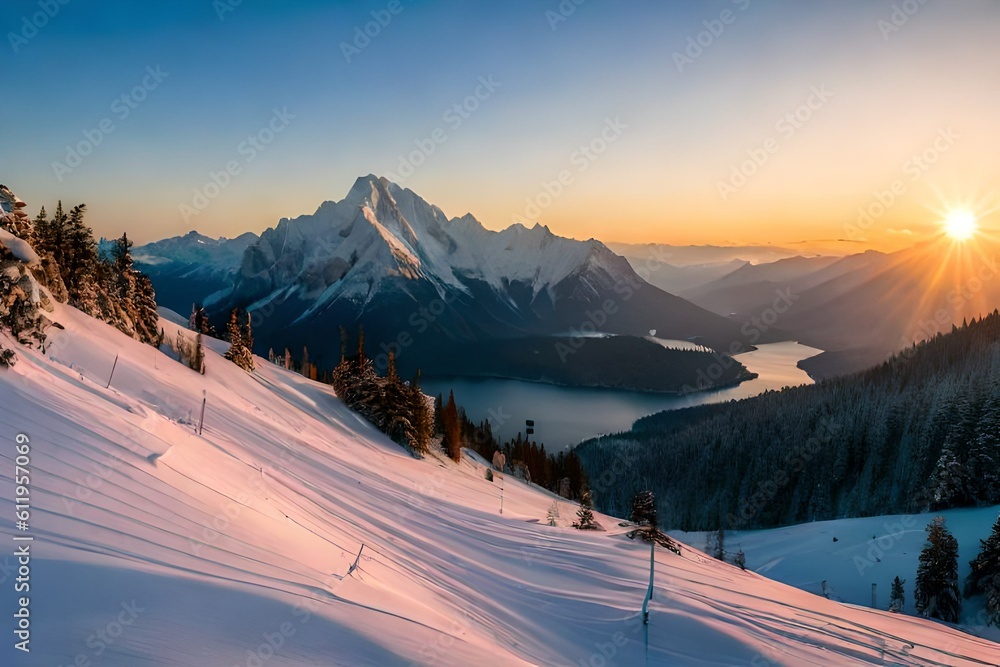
top-left (3, 0), bottom-right (998, 249)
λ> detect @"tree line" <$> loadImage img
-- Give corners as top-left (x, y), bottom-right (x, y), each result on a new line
top-left (30, 202), bottom-right (160, 346)
top-left (888, 514), bottom-right (1000, 627)
top-left (577, 312), bottom-right (1000, 531)
top-left (289, 326), bottom-right (591, 500)
top-left (435, 393), bottom-right (589, 500)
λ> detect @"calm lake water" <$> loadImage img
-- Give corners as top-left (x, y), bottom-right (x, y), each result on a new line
top-left (422, 341), bottom-right (822, 450)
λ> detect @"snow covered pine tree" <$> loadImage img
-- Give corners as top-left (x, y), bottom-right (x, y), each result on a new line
top-left (965, 513), bottom-right (1000, 626)
top-left (889, 576), bottom-right (906, 613)
top-left (573, 489), bottom-right (600, 530)
top-left (915, 516), bottom-right (962, 622)
top-left (223, 308), bottom-right (255, 371)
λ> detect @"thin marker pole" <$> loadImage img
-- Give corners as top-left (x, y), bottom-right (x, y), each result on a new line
top-left (106, 353), bottom-right (119, 389)
top-left (197, 390), bottom-right (207, 435)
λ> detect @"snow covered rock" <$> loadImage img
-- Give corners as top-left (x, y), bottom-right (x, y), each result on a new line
top-left (0, 187), bottom-right (56, 359)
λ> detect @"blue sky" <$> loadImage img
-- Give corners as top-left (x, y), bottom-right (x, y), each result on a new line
top-left (2, 0), bottom-right (998, 247)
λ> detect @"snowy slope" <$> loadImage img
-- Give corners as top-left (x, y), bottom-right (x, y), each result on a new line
top-left (673, 507), bottom-right (1000, 643)
top-left (1, 303), bottom-right (998, 665)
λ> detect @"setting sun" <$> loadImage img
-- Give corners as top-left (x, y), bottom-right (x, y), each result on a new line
top-left (944, 210), bottom-right (978, 241)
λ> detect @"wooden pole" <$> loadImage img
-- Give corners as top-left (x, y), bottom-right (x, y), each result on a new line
top-left (643, 537), bottom-right (654, 624)
top-left (105, 353), bottom-right (119, 389)
top-left (197, 390), bottom-right (207, 435)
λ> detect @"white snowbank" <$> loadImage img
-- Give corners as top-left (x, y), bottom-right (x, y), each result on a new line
top-left (0, 227), bottom-right (40, 264)
top-left (0, 300), bottom-right (996, 665)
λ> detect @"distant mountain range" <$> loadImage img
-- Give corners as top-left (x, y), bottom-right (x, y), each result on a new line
top-left (615, 238), bottom-right (1000, 379)
top-left (140, 177), bottom-right (995, 386)
top-left (137, 175), bottom-right (764, 391)
top-left (135, 231), bottom-right (258, 317)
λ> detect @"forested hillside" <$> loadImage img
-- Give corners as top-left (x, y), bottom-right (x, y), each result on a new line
top-left (578, 313), bottom-right (1000, 530)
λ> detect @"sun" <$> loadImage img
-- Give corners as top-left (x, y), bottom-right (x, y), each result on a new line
top-left (943, 210), bottom-right (977, 241)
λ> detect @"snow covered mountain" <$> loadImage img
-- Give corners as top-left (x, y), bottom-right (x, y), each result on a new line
top-left (135, 230), bottom-right (259, 268)
top-left (134, 231), bottom-right (259, 316)
top-left (1, 294), bottom-right (998, 665)
top-left (202, 175), bottom-right (764, 377)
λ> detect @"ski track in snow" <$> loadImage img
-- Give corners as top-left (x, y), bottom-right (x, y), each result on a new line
top-left (0, 301), bottom-right (998, 665)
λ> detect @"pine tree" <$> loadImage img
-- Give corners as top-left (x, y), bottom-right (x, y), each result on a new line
top-left (190, 304), bottom-right (216, 337)
top-left (433, 393), bottom-right (444, 434)
top-left (45, 201), bottom-right (69, 269)
top-left (627, 490), bottom-right (681, 554)
top-left (889, 576), bottom-right (906, 613)
top-left (442, 390), bottom-right (462, 462)
top-left (66, 205), bottom-right (96, 279)
top-left (353, 358), bottom-right (385, 426)
top-left (112, 231), bottom-right (133, 273)
top-left (223, 308), bottom-right (255, 371)
top-left (131, 271), bottom-right (161, 345)
top-left (382, 350), bottom-right (413, 444)
top-left (928, 440), bottom-right (968, 510)
top-left (915, 516), bottom-right (962, 622)
top-left (631, 490), bottom-right (657, 532)
top-left (546, 501), bottom-right (560, 527)
top-left (970, 400), bottom-right (1000, 504)
top-left (31, 206), bottom-right (47, 245)
top-left (407, 369), bottom-right (433, 455)
top-left (965, 514), bottom-right (1000, 625)
top-left (175, 330), bottom-right (190, 367)
top-left (192, 332), bottom-right (205, 374)
top-left (712, 527), bottom-right (726, 561)
top-left (573, 488), bottom-right (599, 530)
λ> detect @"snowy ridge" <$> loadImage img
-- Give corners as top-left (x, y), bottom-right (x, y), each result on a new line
top-left (0, 301), bottom-right (998, 664)
top-left (231, 175), bottom-right (629, 308)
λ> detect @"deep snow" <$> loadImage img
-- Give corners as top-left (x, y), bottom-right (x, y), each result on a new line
top-left (0, 300), bottom-right (998, 665)
top-left (673, 507), bottom-right (1000, 644)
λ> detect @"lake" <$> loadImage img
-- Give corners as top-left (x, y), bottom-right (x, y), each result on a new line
top-left (422, 341), bottom-right (822, 450)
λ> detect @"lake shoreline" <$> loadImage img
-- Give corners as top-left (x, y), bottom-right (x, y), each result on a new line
top-left (422, 341), bottom-right (824, 448)
top-left (421, 370), bottom-right (759, 397)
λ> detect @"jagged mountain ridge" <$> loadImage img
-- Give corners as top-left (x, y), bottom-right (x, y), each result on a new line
top-left (134, 230), bottom-right (260, 316)
top-left (205, 175), bottom-right (764, 377)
